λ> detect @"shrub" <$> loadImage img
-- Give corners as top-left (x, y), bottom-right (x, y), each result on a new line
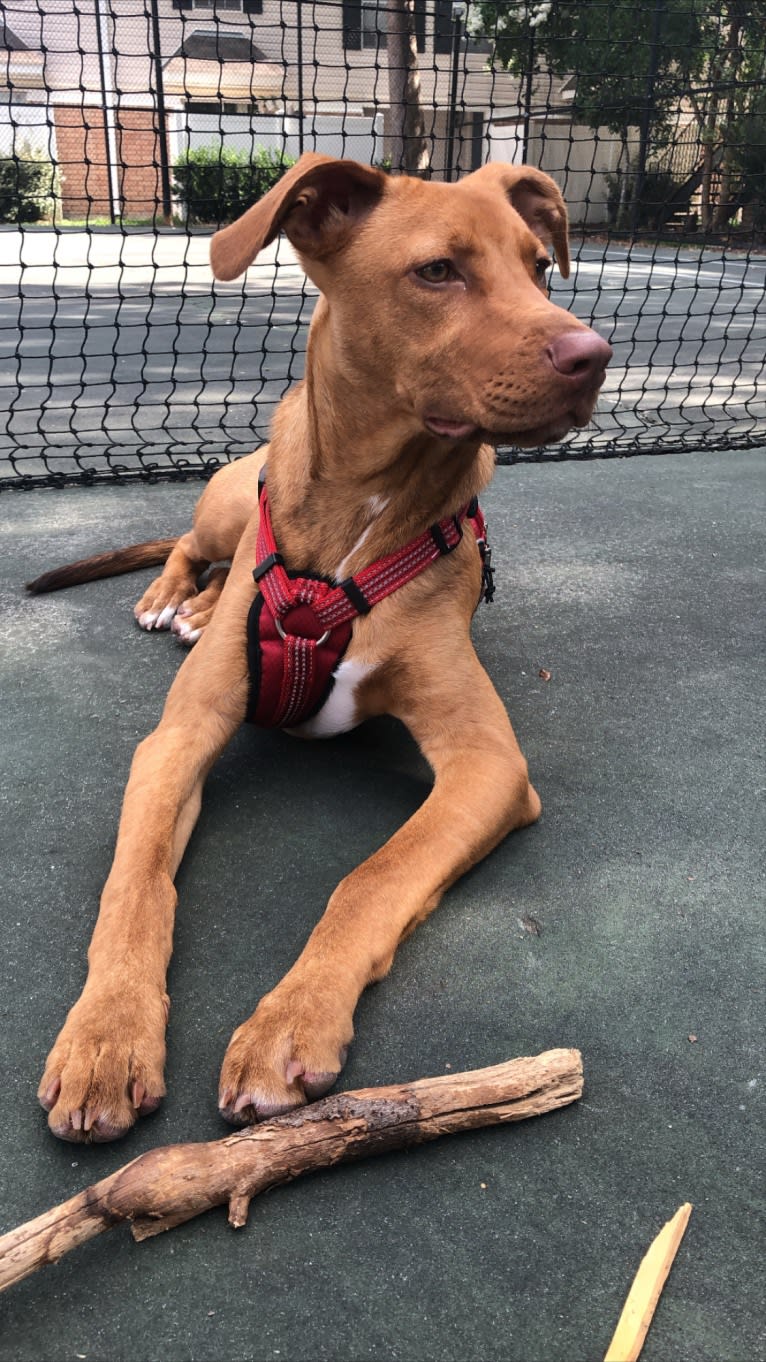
top-left (172, 144), bottom-right (296, 225)
top-left (0, 143), bottom-right (56, 224)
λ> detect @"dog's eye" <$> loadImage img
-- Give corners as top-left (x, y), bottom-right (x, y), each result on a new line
top-left (535, 257), bottom-right (551, 282)
top-left (415, 259), bottom-right (456, 285)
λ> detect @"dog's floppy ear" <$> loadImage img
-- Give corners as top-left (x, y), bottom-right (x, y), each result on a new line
top-left (469, 163), bottom-right (570, 279)
top-left (210, 153), bottom-right (386, 281)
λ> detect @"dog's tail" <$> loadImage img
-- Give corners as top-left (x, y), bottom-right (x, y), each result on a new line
top-left (25, 538), bottom-right (179, 595)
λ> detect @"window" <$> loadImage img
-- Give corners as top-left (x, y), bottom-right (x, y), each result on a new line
top-left (172, 1), bottom-right (264, 14)
top-left (343, 0), bottom-right (426, 53)
top-left (361, 0), bottom-right (386, 49)
top-left (185, 100), bottom-right (264, 114)
top-left (434, 0), bottom-right (454, 54)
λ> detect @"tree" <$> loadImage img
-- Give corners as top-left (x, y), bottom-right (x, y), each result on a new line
top-left (473, 2), bottom-right (705, 144)
top-left (473, 0), bottom-right (766, 232)
top-left (386, 0), bottom-right (430, 172)
top-left (688, 2), bottom-right (766, 229)
top-left (726, 92), bottom-right (766, 233)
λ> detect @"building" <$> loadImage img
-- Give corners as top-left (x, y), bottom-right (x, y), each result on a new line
top-left (0, 0), bottom-right (619, 223)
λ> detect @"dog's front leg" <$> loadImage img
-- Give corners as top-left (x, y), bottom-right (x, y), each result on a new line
top-left (39, 562), bottom-right (253, 1142)
top-left (220, 642), bottom-right (540, 1123)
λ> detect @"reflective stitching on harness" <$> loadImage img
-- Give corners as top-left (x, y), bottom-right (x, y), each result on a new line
top-left (246, 481), bottom-right (491, 729)
top-left (281, 638), bottom-right (302, 725)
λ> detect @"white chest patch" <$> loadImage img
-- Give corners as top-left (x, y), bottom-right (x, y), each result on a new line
top-left (333, 495), bottom-right (390, 581)
top-left (289, 659), bottom-right (375, 739)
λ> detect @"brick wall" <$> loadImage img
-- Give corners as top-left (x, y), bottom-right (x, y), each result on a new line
top-left (53, 105), bottom-right (167, 221)
top-left (116, 109), bottom-right (165, 220)
top-left (54, 105), bottom-right (111, 219)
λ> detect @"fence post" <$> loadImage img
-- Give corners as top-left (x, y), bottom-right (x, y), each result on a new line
top-left (521, 25), bottom-right (535, 165)
top-left (296, 0), bottom-right (305, 155)
top-left (149, 0), bottom-right (172, 225)
top-left (94, 0), bottom-right (121, 223)
top-left (445, 1), bottom-right (466, 182)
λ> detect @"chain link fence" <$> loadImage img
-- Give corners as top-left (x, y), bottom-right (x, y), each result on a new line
top-left (1, 0), bottom-right (764, 488)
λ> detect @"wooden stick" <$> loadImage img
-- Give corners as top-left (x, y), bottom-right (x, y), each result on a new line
top-left (604, 1203), bottom-right (693, 1362)
top-left (0, 1048), bottom-right (581, 1294)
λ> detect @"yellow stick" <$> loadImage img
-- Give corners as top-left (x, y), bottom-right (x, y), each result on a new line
top-left (604, 1203), bottom-right (693, 1362)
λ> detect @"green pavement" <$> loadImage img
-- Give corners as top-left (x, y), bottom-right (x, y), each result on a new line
top-left (0, 450), bottom-right (763, 1362)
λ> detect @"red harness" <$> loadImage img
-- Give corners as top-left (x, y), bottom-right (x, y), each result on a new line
top-left (246, 481), bottom-right (493, 729)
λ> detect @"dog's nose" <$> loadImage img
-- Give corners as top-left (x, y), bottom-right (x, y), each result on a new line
top-left (547, 330), bottom-right (612, 383)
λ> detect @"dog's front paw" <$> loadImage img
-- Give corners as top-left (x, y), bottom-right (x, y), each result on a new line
top-left (39, 985), bottom-right (168, 1142)
top-left (170, 567), bottom-right (230, 646)
top-left (218, 984), bottom-right (352, 1125)
top-left (134, 563), bottom-right (205, 631)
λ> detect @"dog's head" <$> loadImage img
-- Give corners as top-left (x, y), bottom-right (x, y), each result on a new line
top-left (210, 154), bottom-right (611, 449)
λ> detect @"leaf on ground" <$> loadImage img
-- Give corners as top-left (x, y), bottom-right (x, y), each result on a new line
top-left (520, 915), bottom-right (542, 936)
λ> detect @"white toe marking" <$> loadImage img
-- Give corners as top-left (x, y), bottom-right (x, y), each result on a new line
top-left (138, 611), bottom-right (158, 630)
top-left (155, 604), bottom-right (178, 630)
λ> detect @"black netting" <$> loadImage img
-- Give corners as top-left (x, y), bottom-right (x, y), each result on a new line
top-left (0, 0), bottom-right (764, 490)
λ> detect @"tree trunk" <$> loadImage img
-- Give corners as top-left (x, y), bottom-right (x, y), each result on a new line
top-left (700, 136), bottom-right (715, 232)
top-left (616, 131), bottom-right (634, 232)
top-left (695, 17), bottom-right (730, 233)
top-left (713, 17), bottom-right (743, 230)
top-left (386, 0), bottom-right (429, 173)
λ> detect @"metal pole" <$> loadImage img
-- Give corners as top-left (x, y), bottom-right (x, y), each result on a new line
top-left (296, 0), bottom-right (305, 155)
top-left (521, 24), bottom-right (535, 165)
top-left (444, 2), bottom-right (465, 182)
top-left (149, 0), bottom-right (173, 224)
top-left (94, 0), bottom-right (121, 222)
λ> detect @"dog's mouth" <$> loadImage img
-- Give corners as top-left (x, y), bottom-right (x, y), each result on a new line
top-left (486, 392), bottom-right (602, 448)
top-left (424, 415), bottom-right (481, 441)
top-left (425, 389), bottom-right (602, 447)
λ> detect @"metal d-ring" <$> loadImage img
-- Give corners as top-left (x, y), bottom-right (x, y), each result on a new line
top-left (275, 617), bottom-right (331, 647)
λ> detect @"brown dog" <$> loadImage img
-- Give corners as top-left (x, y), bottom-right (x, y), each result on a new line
top-left (30, 154), bottom-right (611, 1142)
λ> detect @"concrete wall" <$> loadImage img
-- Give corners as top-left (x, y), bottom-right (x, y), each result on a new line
top-left (528, 117), bottom-right (626, 226)
top-left (487, 120), bottom-right (524, 168)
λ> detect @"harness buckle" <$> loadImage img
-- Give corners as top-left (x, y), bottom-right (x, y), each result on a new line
top-left (430, 518), bottom-right (463, 556)
top-left (339, 576), bottom-right (372, 616)
top-left (481, 543), bottom-right (496, 604)
top-left (253, 551), bottom-right (284, 582)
